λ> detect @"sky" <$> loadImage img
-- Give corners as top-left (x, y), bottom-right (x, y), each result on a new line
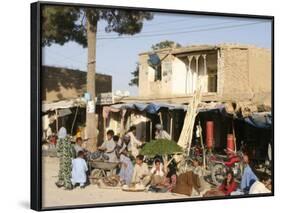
top-left (42, 11), bottom-right (272, 96)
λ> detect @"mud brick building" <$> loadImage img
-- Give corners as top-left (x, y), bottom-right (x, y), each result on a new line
top-left (42, 66), bottom-right (112, 103)
top-left (137, 44), bottom-right (271, 105)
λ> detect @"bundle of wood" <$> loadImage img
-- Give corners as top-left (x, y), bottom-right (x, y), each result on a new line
top-left (101, 175), bottom-right (120, 187)
top-left (177, 79), bottom-right (203, 156)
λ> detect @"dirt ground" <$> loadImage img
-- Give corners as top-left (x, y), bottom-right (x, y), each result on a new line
top-left (42, 157), bottom-right (199, 208)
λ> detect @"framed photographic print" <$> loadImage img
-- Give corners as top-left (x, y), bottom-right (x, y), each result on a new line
top-left (31, 1), bottom-right (274, 211)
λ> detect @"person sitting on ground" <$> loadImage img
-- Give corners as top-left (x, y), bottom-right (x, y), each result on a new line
top-left (192, 158), bottom-right (209, 193)
top-left (126, 126), bottom-right (143, 158)
top-left (219, 170), bottom-right (238, 195)
top-left (163, 167), bottom-right (177, 192)
top-left (155, 124), bottom-right (171, 140)
top-left (118, 150), bottom-right (134, 185)
top-left (98, 130), bottom-right (118, 162)
top-left (150, 159), bottom-right (166, 187)
top-left (204, 170), bottom-right (237, 197)
top-left (249, 172), bottom-right (271, 194)
top-left (131, 154), bottom-right (151, 186)
top-left (240, 153), bottom-right (258, 193)
top-left (71, 150), bottom-right (88, 189)
top-left (230, 153), bottom-right (258, 195)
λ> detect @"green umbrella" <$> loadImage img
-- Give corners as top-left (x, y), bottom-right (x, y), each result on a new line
top-left (140, 139), bottom-right (183, 167)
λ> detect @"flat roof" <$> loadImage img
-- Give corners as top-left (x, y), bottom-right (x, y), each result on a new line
top-left (139, 43), bottom-right (269, 56)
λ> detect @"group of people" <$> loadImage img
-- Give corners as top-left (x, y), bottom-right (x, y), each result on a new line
top-left (54, 124), bottom-right (172, 190)
top-left (204, 153), bottom-right (271, 197)
top-left (53, 124), bottom-right (271, 197)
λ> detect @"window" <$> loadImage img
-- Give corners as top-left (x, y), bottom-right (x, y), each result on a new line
top-left (154, 65), bottom-right (162, 81)
top-left (208, 69), bottom-right (217, 92)
top-left (162, 61), bottom-right (172, 81)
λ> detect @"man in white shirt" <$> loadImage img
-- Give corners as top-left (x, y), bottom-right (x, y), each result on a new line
top-left (155, 124), bottom-right (171, 140)
top-left (249, 173), bottom-right (271, 194)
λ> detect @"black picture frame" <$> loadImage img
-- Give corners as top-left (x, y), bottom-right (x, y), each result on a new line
top-left (31, 1), bottom-right (274, 211)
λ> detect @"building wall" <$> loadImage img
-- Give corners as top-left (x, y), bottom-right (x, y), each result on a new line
top-left (218, 47), bottom-right (271, 102)
top-left (138, 45), bottom-right (271, 104)
top-left (42, 66), bottom-right (112, 102)
top-left (138, 53), bottom-right (174, 97)
top-left (138, 54), bottom-right (150, 97)
top-left (218, 48), bottom-right (252, 100)
top-left (171, 57), bottom-right (188, 95)
top-left (248, 48), bottom-right (271, 105)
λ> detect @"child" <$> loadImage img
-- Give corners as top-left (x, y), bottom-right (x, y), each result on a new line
top-left (131, 155), bottom-right (151, 186)
top-left (71, 150), bottom-right (88, 188)
top-left (150, 159), bottom-right (166, 187)
top-left (73, 137), bottom-right (84, 157)
top-left (98, 130), bottom-right (118, 162)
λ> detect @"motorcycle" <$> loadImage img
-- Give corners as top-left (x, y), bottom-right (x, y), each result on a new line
top-left (208, 149), bottom-right (244, 186)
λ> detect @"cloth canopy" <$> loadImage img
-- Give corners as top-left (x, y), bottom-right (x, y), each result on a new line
top-left (42, 99), bottom-right (86, 112)
top-left (197, 104), bottom-right (226, 114)
top-left (244, 112), bottom-right (272, 129)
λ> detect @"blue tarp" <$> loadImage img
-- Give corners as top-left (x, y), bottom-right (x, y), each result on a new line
top-left (244, 112), bottom-right (272, 129)
top-left (110, 103), bottom-right (186, 114)
top-left (111, 103), bottom-right (225, 114)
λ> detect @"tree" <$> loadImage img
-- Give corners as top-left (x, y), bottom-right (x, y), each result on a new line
top-left (128, 62), bottom-right (139, 87)
top-left (151, 40), bottom-right (181, 51)
top-left (129, 40), bottom-right (181, 87)
top-left (140, 139), bottom-right (183, 168)
top-left (42, 6), bottom-right (153, 151)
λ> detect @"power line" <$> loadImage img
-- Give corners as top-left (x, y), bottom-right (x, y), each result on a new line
top-left (95, 17), bottom-right (191, 33)
top-left (44, 48), bottom-right (114, 73)
top-left (96, 20), bottom-right (247, 37)
top-left (42, 41), bottom-right (107, 65)
top-left (46, 49), bottom-right (85, 65)
top-left (96, 20), bottom-right (268, 40)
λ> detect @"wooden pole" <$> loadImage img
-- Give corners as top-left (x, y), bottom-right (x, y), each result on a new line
top-left (150, 120), bottom-right (152, 141)
top-left (103, 117), bottom-right (107, 141)
top-left (198, 121), bottom-right (206, 170)
top-left (170, 112), bottom-right (173, 139)
top-left (71, 106), bottom-right (79, 136)
top-left (232, 120), bottom-right (237, 153)
top-left (85, 15), bottom-right (98, 151)
top-left (55, 109), bottom-right (58, 134)
top-left (159, 111), bottom-right (163, 125)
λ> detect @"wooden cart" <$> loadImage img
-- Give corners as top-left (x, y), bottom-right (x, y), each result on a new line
top-left (88, 160), bottom-right (119, 184)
